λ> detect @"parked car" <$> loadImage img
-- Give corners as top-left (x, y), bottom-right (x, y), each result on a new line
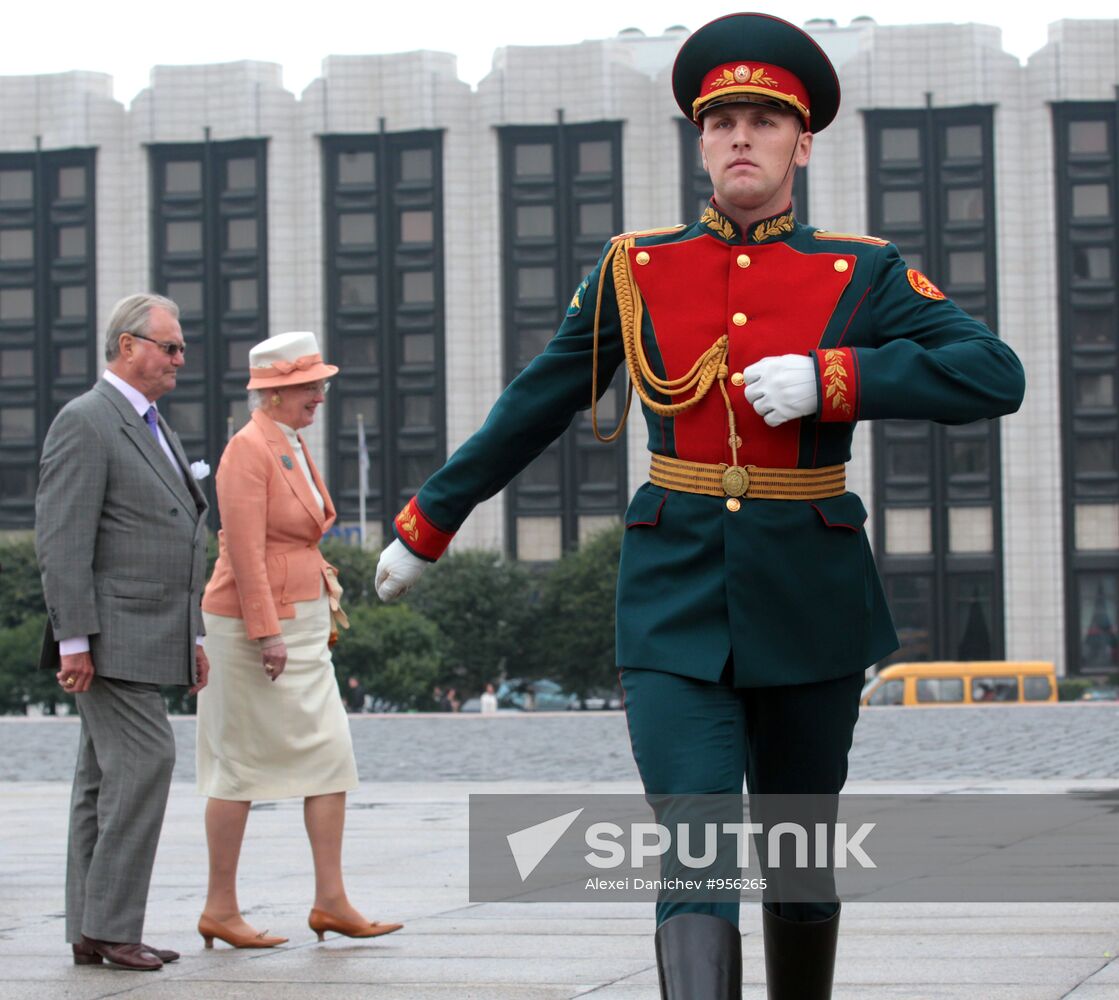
top-left (1080, 686), bottom-right (1119, 702)
top-left (861, 661), bottom-right (1058, 707)
top-left (497, 679), bottom-right (578, 712)
top-left (578, 686), bottom-right (624, 710)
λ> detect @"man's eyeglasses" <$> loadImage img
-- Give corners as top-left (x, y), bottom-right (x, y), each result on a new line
top-left (128, 331), bottom-right (186, 358)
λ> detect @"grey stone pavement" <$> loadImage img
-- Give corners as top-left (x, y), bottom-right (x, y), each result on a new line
top-left (2, 706), bottom-right (1119, 999)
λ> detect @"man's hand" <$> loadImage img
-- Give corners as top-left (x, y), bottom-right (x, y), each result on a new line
top-left (743, 354), bottom-right (818, 427)
top-left (189, 644), bottom-right (210, 695)
top-left (57, 651), bottom-right (95, 694)
top-left (376, 539), bottom-right (428, 602)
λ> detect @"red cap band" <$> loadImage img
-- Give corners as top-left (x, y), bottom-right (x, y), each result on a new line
top-left (693, 62), bottom-right (810, 123)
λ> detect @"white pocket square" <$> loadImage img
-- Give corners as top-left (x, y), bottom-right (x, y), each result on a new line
top-left (190, 460), bottom-right (211, 481)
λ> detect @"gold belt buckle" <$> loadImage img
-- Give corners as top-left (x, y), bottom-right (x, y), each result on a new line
top-left (721, 465), bottom-right (749, 498)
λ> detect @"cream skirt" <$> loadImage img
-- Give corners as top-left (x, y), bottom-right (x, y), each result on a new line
top-left (197, 595), bottom-right (358, 800)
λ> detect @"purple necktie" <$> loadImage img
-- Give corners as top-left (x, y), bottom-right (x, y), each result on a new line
top-left (144, 404), bottom-right (187, 485)
top-left (144, 405), bottom-right (161, 443)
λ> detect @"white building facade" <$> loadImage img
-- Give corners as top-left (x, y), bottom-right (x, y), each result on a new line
top-left (0, 18), bottom-right (1116, 677)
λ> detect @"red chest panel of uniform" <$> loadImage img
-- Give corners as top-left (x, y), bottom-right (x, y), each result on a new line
top-left (629, 237), bottom-right (854, 466)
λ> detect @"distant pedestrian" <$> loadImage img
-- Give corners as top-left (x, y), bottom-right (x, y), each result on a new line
top-left (345, 676), bottom-right (366, 714)
top-left (480, 683), bottom-right (498, 715)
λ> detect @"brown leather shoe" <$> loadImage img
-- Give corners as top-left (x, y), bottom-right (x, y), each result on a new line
top-left (308, 907), bottom-right (403, 941)
top-left (71, 941), bottom-right (102, 966)
top-left (73, 939), bottom-right (178, 965)
top-left (76, 936), bottom-right (162, 971)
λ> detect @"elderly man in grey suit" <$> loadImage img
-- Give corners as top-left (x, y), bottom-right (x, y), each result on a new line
top-left (36, 293), bottom-right (210, 971)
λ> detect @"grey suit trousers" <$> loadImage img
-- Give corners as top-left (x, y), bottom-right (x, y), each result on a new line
top-left (65, 677), bottom-right (175, 943)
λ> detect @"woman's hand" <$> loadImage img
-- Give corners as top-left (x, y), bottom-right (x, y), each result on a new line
top-left (260, 635), bottom-right (287, 682)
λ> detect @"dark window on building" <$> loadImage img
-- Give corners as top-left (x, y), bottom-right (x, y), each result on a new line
top-left (0, 148), bottom-right (95, 528)
top-left (678, 119), bottom-right (809, 223)
top-left (865, 107), bottom-right (1004, 665)
top-left (150, 139), bottom-right (268, 521)
top-left (322, 131), bottom-right (445, 542)
top-left (1054, 102), bottom-right (1119, 675)
top-left (499, 121), bottom-right (626, 560)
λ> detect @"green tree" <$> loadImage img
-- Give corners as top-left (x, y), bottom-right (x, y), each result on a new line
top-left (0, 535), bottom-right (45, 627)
top-left (320, 539), bottom-right (380, 608)
top-left (0, 615), bottom-right (64, 714)
top-left (0, 537), bottom-right (66, 714)
top-left (331, 602), bottom-right (446, 710)
top-left (405, 549), bottom-right (536, 697)
top-left (529, 525), bottom-right (622, 704)
top-left (163, 679), bottom-right (202, 716)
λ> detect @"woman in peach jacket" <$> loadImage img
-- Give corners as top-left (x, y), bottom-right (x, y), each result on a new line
top-left (196, 331), bottom-right (401, 948)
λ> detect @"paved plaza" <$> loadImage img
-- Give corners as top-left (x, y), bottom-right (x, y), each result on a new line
top-left (2, 707), bottom-right (1118, 999)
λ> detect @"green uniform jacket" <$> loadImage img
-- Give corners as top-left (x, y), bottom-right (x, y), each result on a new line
top-left (394, 204), bottom-right (1025, 687)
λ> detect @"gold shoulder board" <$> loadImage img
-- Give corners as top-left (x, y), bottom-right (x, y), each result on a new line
top-left (813, 230), bottom-right (889, 246)
top-left (611, 224), bottom-right (686, 244)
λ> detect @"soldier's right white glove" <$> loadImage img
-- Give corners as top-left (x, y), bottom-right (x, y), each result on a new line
top-left (375, 539), bottom-right (428, 603)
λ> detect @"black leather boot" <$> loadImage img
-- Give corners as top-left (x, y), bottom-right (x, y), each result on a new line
top-left (762, 904), bottom-right (840, 1000)
top-left (655, 912), bottom-right (742, 999)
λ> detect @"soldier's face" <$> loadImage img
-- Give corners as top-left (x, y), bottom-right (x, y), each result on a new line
top-left (699, 104), bottom-right (812, 222)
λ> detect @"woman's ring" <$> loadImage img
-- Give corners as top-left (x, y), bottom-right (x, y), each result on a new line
top-left (64, 677), bottom-right (76, 688)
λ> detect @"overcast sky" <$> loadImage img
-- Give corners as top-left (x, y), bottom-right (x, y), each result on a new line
top-left (4, 1), bottom-right (1117, 105)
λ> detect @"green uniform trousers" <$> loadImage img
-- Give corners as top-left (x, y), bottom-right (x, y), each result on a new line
top-left (621, 664), bottom-right (864, 927)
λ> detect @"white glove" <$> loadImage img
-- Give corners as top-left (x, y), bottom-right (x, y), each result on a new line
top-left (375, 539), bottom-right (428, 602)
top-left (743, 354), bottom-right (818, 427)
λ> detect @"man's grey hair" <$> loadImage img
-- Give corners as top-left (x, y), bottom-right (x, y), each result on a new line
top-left (104, 293), bottom-right (180, 362)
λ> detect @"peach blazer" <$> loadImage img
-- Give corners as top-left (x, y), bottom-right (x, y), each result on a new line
top-left (202, 409), bottom-right (336, 640)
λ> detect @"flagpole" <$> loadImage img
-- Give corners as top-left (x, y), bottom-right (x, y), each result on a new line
top-left (356, 411), bottom-right (368, 548)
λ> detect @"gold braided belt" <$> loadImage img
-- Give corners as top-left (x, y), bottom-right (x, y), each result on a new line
top-left (650, 453), bottom-right (846, 501)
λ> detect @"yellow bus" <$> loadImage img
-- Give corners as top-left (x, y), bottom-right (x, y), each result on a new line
top-left (860, 661), bottom-right (1058, 707)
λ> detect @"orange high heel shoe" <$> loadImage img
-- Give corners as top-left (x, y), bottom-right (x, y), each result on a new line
top-left (307, 907), bottom-right (403, 941)
top-left (197, 914), bottom-right (288, 949)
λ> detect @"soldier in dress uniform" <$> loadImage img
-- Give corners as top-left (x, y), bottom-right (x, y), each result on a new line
top-left (376, 12), bottom-right (1024, 999)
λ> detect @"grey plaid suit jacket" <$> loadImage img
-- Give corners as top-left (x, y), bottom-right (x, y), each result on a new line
top-left (36, 379), bottom-right (209, 686)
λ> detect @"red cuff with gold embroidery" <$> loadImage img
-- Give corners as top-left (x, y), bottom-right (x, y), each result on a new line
top-left (815, 348), bottom-right (859, 422)
top-left (393, 497), bottom-right (454, 562)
